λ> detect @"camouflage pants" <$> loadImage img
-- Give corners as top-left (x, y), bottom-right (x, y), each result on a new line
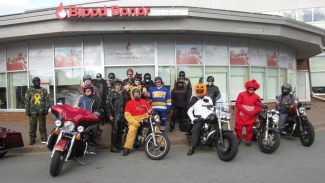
top-left (29, 113), bottom-right (47, 141)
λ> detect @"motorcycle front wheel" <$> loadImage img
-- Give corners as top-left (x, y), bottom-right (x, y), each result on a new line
top-left (216, 132), bottom-right (239, 162)
top-left (145, 133), bottom-right (170, 160)
top-left (258, 130), bottom-right (280, 154)
top-left (50, 151), bottom-right (66, 177)
top-left (299, 121), bottom-right (315, 147)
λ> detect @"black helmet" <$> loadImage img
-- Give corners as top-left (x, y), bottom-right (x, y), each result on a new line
top-left (32, 77), bottom-right (40, 83)
top-left (179, 71), bottom-right (185, 77)
top-left (113, 78), bottom-right (122, 84)
top-left (144, 73), bottom-right (151, 80)
top-left (281, 83), bottom-right (292, 95)
top-left (207, 76), bottom-right (214, 82)
top-left (177, 78), bottom-right (184, 83)
top-left (83, 75), bottom-right (91, 82)
top-left (108, 73), bottom-right (115, 79)
top-left (84, 84), bottom-right (94, 94)
top-left (96, 73), bottom-right (102, 79)
top-left (154, 76), bottom-right (162, 82)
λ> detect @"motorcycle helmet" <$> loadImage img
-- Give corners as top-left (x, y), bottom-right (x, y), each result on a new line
top-left (179, 71), bottom-right (185, 77)
top-left (32, 77), bottom-right (41, 83)
top-left (108, 73), bottom-right (115, 79)
top-left (144, 73), bottom-right (151, 83)
top-left (83, 75), bottom-right (92, 82)
top-left (96, 73), bottom-right (102, 79)
top-left (84, 84), bottom-right (94, 94)
top-left (194, 83), bottom-right (207, 97)
top-left (207, 76), bottom-right (214, 82)
top-left (126, 68), bottom-right (134, 76)
top-left (281, 83), bottom-right (292, 95)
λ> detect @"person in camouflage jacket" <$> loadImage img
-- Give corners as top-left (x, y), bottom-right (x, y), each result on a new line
top-left (24, 77), bottom-right (50, 145)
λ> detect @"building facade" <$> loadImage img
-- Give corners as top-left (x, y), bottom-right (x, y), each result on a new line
top-left (0, 0), bottom-right (324, 121)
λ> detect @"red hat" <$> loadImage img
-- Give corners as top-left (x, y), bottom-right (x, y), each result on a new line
top-left (244, 79), bottom-right (260, 91)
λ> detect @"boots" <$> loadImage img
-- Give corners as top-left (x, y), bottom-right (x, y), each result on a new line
top-left (122, 148), bottom-right (130, 156)
top-left (187, 146), bottom-right (195, 156)
top-left (169, 121), bottom-right (175, 132)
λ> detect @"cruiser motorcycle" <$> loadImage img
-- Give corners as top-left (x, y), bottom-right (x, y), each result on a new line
top-left (0, 127), bottom-right (24, 158)
top-left (181, 103), bottom-right (239, 162)
top-left (278, 102), bottom-right (315, 147)
top-left (253, 105), bottom-right (281, 154)
top-left (122, 109), bottom-right (170, 160)
top-left (47, 96), bottom-right (102, 177)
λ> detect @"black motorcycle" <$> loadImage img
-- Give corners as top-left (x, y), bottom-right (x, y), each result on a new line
top-left (181, 103), bottom-right (238, 162)
top-left (253, 105), bottom-right (281, 154)
top-left (122, 110), bottom-right (170, 160)
top-left (278, 102), bottom-right (315, 147)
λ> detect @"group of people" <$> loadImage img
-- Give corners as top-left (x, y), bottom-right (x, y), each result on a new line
top-left (24, 70), bottom-right (296, 157)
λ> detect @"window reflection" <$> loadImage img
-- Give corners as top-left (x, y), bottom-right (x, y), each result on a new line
top-left (313, 8), bottom-right (325, 22)
top-left (297, 9), bottom-right (312, 22)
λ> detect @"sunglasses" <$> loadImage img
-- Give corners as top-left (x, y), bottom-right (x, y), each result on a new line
top-left (249, 88), bottom-right (256, 91)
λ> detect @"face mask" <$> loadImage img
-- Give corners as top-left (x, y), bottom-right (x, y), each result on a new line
top-left (134, 94), bottom-right (140, 101)
top-left (145, 79), bottom-right (150, 83)
top-left (208, 82), bottom-right (213, 86)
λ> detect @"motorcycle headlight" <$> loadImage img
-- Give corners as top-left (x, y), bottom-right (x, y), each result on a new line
top-left (55, 120), bottom-right (62, 127)
top-left (272, 114), bottom-right (279, 124)
top-left (221, 112), bottom-right (226, 118)
top-left (63, 121), bottom-right (75, 133)
top-left (299, 107), bottom-right (306, 114)
top-left (77, 126), bottom-right (84, 132)
top-left (225, 113), bottom-right (231, 120)
top-left (154, 114), bottom-right (160, 123)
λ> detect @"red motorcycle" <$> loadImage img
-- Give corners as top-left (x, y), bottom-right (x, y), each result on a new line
top-left (0, 127), bottom-right (24, 158)
top-left (47, 100), bottom-right (102, 177)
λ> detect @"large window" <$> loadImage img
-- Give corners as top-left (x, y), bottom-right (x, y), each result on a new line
top-left (84, 36), bottom-right (101, 66)
top-left (29, 40), bottom-right (54, 70)
top-left (157, 35), bottom-right (175, 65)
top-left (176, 36), bottom-right (203, 65)
top-left (8, 72), bottom-right (27, 109)
top-left (54, 38), bottom-right (82, 68)
top-left (230, 67), bottom-right (249, 101)
top-left (158, 66), bottom-right (176, 91)
top-left (55, 68), bottom-right (82, 105)
top-left (313, 7), bottom-right (325, 22)
top-left (0, 73), bottom-right (6, 109)
top-left (310, 56), bottom-right (325, 93)
top-left (0, 46), bottom-right (6, 72)
top-left (297, 9), bottom-right (312, 22)
top-left (105, 66), bottom-right (155, 84)
top-left (205, 67), bottom-right (228, 102)
top-left (267, 68), bottom-right (278, 100)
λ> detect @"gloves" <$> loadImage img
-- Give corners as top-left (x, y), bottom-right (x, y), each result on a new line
top-left (26, 109), bottom-right (31, 117)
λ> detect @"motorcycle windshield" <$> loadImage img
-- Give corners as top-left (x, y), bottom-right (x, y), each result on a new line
top-left (77, 96), bottom-right (94, 112)
top-left (215, 102), bottom-right (232, 119)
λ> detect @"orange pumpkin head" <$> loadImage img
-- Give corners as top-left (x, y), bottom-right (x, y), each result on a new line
top-left (194, 83), bottom-right (207, 97)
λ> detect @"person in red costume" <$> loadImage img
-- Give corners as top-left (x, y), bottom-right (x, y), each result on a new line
top-left (235, 79), bottom-right (262, 147)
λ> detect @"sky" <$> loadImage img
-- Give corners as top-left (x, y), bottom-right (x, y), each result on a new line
top-left (0, 0), bottom-right (89, 16)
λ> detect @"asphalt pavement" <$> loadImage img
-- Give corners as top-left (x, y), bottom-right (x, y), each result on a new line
top-left (1, 102), bottom-right (325, 154)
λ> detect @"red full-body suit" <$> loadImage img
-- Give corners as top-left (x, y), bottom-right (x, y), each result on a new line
top-left (235, 80), bottom-right (262, 142)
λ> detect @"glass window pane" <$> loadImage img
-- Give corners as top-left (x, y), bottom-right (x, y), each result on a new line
top-left (84, 36), bottom-right (101, 66)
top-left (250, 40), bottom-right (266, 66)
top-left (280, 69), bottom-right (287, 88)
top-left (205, 66), bottom-right (228, 102)
top-left (204, 37), bottom-right (228, 66)
top-left (0, 73), bottom-right (7, 109)
top-left (29, 40), bottom-right (53, 70)
top-left (84, 67), bottom-right (103, 79)
top-left (313, 7), bottom-right (325, 22)
top-left (105, 66), bottom-right (155, 84)
top-left (266, 68), bottom-right (278, 100)
top-left (280, 10), bottom-right (296, 19)
top-left (297, 9), bottom-right (312, 22)
top-left (55, 38), bottom-right (82, 68)
top-left (8, 72), bottom-right (27, 109)
top-left (279, 44), bottom-right (288, 68)
top-left (310, 56), bottom-right (325, 71)
top-left (311, 72), bottom-right (325, 87)
top-left (157, 35), bottom-right (175, 65)
top-left (266, 42), bottom-right (279, 67)
top-left (0, 45), bottom-right (6, 72)
top-left (251, 67), bottom-right (265, 100)
top-left (229, 38), bottom-right (249, 66)
top-left (158, 66), bottom-right (176, 91)
top-left (104, 35), bottom-right (154, 65)
top-left (29, 70), bottom-right (54, 106)
top-left (230, 67), bottom-right (249, 101)
top-left (176, 36), bottom-right (203, 65)
top-left (7, 42), bottom-right (28, 71)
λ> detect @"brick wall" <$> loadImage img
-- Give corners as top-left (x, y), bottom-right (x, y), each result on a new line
top-left (297, 59), bottom-right (309, 70)
top-left (0, 112), bottom-right (53, 123)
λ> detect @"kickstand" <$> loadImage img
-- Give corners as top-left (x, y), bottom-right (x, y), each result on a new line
top-left (73, 159), bottom-right (88, 166)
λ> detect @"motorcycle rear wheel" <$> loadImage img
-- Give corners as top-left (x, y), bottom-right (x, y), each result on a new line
top-left (50, 151), bottom-right (65, 177)
top-left (299, 121), bottom-right (315, 147)
top-left (145, 133), bottom-right (170, 160)
top-left (258, 130), bottom-right (280, 154)
top-left (216, 132), bottom-right (239, 162)
top-left (0, 151), bottom-right (7, 158)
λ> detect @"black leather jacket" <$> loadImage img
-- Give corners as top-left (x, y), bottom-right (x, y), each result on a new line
top-left (206, 84), bottom-right (220, 106)
top-left (106, 89), bottom-right (129, 117)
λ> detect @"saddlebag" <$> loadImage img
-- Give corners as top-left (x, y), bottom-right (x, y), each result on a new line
top-left (0, 127), bottom-right (24, 149)
top-left (179, 119), bottom-right (192, 133)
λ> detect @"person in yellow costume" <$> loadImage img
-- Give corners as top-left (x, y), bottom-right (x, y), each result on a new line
top-left (123, 86), bottom-right (153, 156)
